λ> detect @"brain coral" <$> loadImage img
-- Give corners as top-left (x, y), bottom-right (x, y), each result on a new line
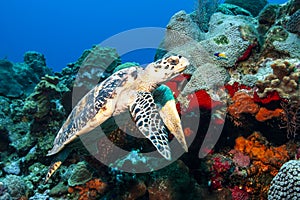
top-left (268, 160), bottom-right (300, 199)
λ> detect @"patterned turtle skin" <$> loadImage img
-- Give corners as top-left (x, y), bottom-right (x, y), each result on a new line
top-left (47, 55), bottom-right (189, 161)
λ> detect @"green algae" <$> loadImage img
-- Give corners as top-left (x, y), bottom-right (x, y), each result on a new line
top-left (213, 35), bottom-right (229, 45)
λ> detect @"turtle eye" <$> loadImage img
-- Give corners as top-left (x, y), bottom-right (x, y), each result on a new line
top-left (167, 57), bottom-right (179, 65)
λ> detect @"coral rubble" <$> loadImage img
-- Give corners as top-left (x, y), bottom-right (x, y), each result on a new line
top-left (0, 0), bottom-right (299, 199)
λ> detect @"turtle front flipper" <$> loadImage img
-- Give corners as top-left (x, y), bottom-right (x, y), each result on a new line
top-left (153, 85), bottom-right (188, 152)
top-left (47, 86), bottom-right (114, 156)
top-left (129, 91), bottom-right (171, 160)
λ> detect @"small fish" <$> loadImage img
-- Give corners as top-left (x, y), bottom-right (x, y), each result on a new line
top-left (214, 52), bottom-right (228, 60)
top-left (44, 161), bottom-right (62, 183)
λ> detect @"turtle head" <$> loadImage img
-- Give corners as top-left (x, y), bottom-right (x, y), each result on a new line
top-left (145, 55), bottom-right (189, 83)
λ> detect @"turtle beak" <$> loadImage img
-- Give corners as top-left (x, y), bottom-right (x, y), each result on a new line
top-left (177, 57), bottom-right (189, 73)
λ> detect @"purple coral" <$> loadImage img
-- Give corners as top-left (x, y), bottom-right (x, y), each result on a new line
top-left (207, 154), bottom-right (233, 189)
top-left (230, 186), bottom-right (249, 200)
top-left (231, 150), bottom-right (250, 168)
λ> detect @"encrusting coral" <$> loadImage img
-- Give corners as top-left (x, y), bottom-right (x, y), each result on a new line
top-left (68, 178), bottom-right (107, 200)
top-left (255, 107), bottom-right (284, 122)
top-left (233, 132), bottom-right (292, 197)
top-left (228, 91), bottom-right (259, 119)
top-left (235, 132), bottom-right (290, 169)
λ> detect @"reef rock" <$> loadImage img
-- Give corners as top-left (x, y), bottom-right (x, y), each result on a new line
top-left (159, 11), bottom-right (258, 69)
top-left (286, 9), bottom-right (300, 35)
top-left (202, 12), bottom-right (258, 67)
top-left (0, 175), bottom-right (27, 200)
top-left (217, 3), bottom-right (253, 16)
top-left (258, 4), bottom-right (280, 28)
top-left (72, 45), bottom-right (121, 92)
top-left (0, 52), bottom-right (52, 98)
top-left (224, 0), bottom-right (268, 16)
top-left (67, 162), bottom-right (92, 187)
top-left (148, 160), bottom-right (202, 200)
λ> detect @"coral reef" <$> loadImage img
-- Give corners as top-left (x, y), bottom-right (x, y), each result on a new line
top-left (205, 154), bottom-right (233, 190)
top-left (258, 4), bottom-right (280, 27)
top-left (256, 59), bottom-right (300, 102)
top-left (217, 3), bottom-right (252, 16)
top-left (194, 0), bottom-right (220, 32)
top-left (202, 12), bottom-right (258, 67)
top-left (272, 32), bottom-right (300, 59)
top-left (147, 160), bottom-right (202, 200)
top-left (286, 10), bottom-right (300, 35)
top-left (0, 175), bottom-right (27, 200)
top-left (68, 178), bottom-right (107, 200)
top-left (224, 0), bottom-right (267, 16)
top-left (72, 45), bottom-right (121, 91)
top-left (181, 63), bottom-right (228, 95)
top-left (0, 0), bottom-right (299, 199)
top-left (67, 162), bottom-right (92, 187)
top-left (0, 52), bottom-right (52, 98)
top-left (234, 132), bottom-right (290, 169)
top-left (204, 132), bottom-right (295, 199)
top-left (158, 11), bottom-right (259, 69)
top-left (268, 160), bottom-right (300, 199)
top-left (23, 75), bottom-right (69, 119)
top-left (280, 100), bottom-right (300, 138)
top-left (228, 91), bottom-right (260, 119)
top-left (166, 10), bottom-right (204, 44)
top-left (255, 107), bottom-right (284, 122)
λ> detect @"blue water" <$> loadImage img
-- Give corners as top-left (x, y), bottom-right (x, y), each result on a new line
top-left (0, 0), bottom-right (288, 71)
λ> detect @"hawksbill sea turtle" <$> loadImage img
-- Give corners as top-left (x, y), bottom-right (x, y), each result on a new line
top-left (45, 55), bottom-right (190, 181)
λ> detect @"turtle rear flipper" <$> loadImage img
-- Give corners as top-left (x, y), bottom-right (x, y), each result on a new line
top-left (129, 91), bottom-right (171, 160)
